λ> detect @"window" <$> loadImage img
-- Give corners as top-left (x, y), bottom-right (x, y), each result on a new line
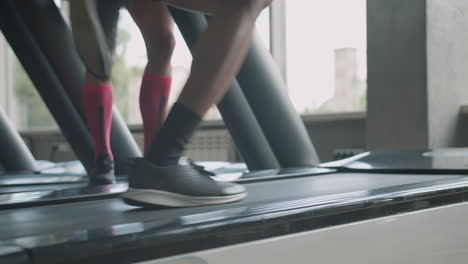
top-left (1, 0), bottom-right (64, 130)
top-left (0, 35), bottom-right (58, 130)
top-left (1, 5), bottom-right (270, 131)
top-left (257, 8), bottom-right (271, 50)
top-left (284, 0), bottom-right (367, 114)
top-left (2, 2), bottom-right (365, 132)
top-left (11, 53), bottom-right (58, 130)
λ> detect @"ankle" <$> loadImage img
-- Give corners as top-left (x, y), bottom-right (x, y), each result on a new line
top-left (146, 103), bottom-right (201, 165)
top-left (85, 73), bottom-right (111, 86)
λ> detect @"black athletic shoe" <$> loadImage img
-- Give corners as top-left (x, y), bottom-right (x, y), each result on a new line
top-left (121, 158), bottom-right (247, 207)
top-left (88, 153), bottom-right (116, 185)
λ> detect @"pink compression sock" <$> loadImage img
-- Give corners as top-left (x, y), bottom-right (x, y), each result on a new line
top-left (83, 84), bottom-right (114, 160)
top-left (139, 73), bottom-right (172, 154)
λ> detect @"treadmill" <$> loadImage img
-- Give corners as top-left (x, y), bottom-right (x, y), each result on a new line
top-left (0, 0), bottom-right (325, 203)
top-left (2, 154), bottom-right (468, 263)
top-left (2, 1), bottom-right (468, 263)
top-left (0, 103), bottom-right (93, 199)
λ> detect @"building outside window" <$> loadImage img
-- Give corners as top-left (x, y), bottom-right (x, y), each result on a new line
top-left (285, 0), bottom-right (367, 115)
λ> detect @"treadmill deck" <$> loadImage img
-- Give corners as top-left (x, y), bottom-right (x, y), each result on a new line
top-left (2, 172), bottom-right (468, 263)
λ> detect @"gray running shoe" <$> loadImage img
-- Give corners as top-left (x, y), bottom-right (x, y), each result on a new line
top-left (121, 158), bottom-right (247, 207)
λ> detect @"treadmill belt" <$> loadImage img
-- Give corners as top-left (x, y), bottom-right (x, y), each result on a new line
top-left (0, 182), bottom-right (87, 194)
top-left (0, 172), bottom-right (462, 241)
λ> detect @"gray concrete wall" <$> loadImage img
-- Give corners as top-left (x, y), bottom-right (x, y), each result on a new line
top-left (367, 0), bottom-right (468, 150)
top-left (367, 0), bottom-right (429, 150)
top-left (427, 0), bottom-right (468, 147)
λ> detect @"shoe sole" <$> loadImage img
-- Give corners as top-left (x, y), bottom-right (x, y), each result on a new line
top-left (121, 188), bottom-right (248, 207)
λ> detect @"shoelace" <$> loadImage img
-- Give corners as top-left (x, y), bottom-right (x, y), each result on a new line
top-left (187, 159), bottom-right (216, 177)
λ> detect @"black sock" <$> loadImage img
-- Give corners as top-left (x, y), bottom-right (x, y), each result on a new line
top-left (146, 102), bottom-right (202, 165)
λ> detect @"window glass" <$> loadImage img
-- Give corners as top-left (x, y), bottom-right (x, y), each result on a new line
top-left (4, 0), bottom-right (64, 130)
top-left (285, 0), bottom-right (367, 114)
top-left (12, 55), bottom-right (58, 130)
top-left (2, 40), bottom-right (57, 130)
top-left (256, 8), bottom-right (270, 50)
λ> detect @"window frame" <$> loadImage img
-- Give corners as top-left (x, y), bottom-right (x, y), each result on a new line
top-left (269, 1), bottom-right (288, 85)
top-left (0, 34), bottom-right (14, 117)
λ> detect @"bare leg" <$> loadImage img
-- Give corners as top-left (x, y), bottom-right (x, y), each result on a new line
top-left (146, 0), bottom-right (271, 164)
top-left (163, 0), bottom-right (272, 116)
top-left (70, 0), bottom-right (115, 82)
top-left (85, 73), bottom-right (110, 85)
top-left (160, 0), bottom-right (218, 15)
top-left (127, 1), bottom-right (176, 153)
top-left (127, 1), bottom-right (175, 76)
